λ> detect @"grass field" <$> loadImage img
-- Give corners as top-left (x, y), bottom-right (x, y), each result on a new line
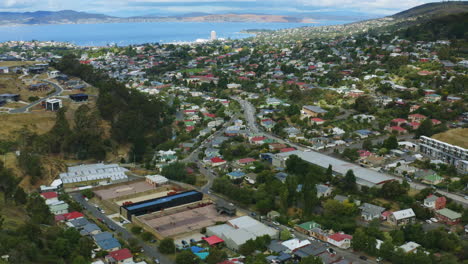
top-left (0, 195), bottom-right (27, 229)
top-left (432, 128), bottom-right (468, 149)
top-left (0, 73), bottom-right (52, 105)
top-left (0, 61), bottom-right (36, 67)
top-left (0, 111), bottom-right (56, 140)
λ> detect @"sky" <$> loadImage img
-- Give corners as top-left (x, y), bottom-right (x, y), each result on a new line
top-left (0, 0), bottom-right (447, 17)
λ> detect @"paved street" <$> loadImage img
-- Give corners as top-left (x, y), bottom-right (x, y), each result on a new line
top-left (70, 193), bottom-right (173, 264)
top-left (234, 97), bottom-right (468, 208)
top-left (9, 79), bottom-right (64, 113)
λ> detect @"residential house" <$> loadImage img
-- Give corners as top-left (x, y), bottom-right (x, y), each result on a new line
top-left (281, 239), bottom-right (311, 252)
top-left (301, 105), bottom-right (328, 118)
top-left (394, 165), bottom-right (418, 176)
top-left (327, 233), bottom-right (352, 249)
top-left (80, 223), bottom-right (101, 236)
top-left (49, 201), bottom-right (69, 215)
top-left (435, 208), bottom-right (462, 225)
top-left (422, 173), bottom-right (444, 185)
top-left (237, 158), bottom-right (256, 166)
top-left (40, 192), bottom-right (59, 205)
top-left (310, 227), bottom-right (328, 242)
top-left (293, 242), bottom-right (327, 260)
top-left (424, 94), bottom-right (441, 103)
top-left (295, 221), bottom-right (322, 236)
top-left (267, 211), bottom-right (281, 220)
top-left (316, 184), bottom-right (333, 198)
top-left (423, 195), bottom-right (446, 210)
top-left (399, 242), bottom-right (421, 253)
top-left (227, 171), bottom-right (246, 180)
top-left (388, 209), bottom-right (416, 226)
top-left (209, 157), bottom-right (227, 167)
top-left (359, 203), bottom-right (385, 221)
top-left (105, 248), bottom-right (133, 264)
top-left (245, 173), bottom-right (257, 184)
top-left (93, 232), bottom-right (121, 252)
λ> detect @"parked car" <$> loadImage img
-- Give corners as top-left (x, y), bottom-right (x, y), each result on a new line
top-left (272, 221), bottom-right (280, 226)
top-left (430, 218), bottom-right (438, 223)
top-left (426, 219), bottom-right (432, 224)
top-left (359, 256), bottom-right (368, 260)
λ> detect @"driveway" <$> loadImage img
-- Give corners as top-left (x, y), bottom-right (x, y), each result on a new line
top-left (70, 192), bottom-right (174, 264)
top-left (9, 79), bottom-right (64, 113)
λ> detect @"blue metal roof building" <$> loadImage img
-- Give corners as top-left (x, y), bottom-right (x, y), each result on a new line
top-left (121, 190), bottom-right (203, 221)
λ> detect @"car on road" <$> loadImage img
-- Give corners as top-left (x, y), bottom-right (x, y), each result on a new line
top-left (359, 255), bottom-right (368, 260)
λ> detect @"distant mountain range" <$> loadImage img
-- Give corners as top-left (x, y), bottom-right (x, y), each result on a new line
top-left (1, 2), bottom-right (467, 26)
top-left (0, 10), bottom-right (319, 26)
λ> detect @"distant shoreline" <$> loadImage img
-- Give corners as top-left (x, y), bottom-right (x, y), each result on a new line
top-left (0, 19), bottom-right (317, 28)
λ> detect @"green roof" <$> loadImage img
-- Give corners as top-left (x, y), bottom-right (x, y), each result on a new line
top-left (436, 208), bottom-right (461, 220)
top-left (423, 174), bottom-right (443, 183)
top-left (297, 221), bottom-right (321, 231)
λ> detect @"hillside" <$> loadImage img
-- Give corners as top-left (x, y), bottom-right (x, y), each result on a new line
top-left (0, 10), bottom-right (315, 26)
top-left (432, 128), bottom-right (468, 149)
top-left (392, 1), bottom-right (468, 19)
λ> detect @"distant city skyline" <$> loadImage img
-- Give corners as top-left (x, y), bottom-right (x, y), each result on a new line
top-left (0, 0), bottom-right (449, 17)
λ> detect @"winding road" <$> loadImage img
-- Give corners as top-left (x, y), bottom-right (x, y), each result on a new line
top-left (9, 79), bottom-right (64, 113)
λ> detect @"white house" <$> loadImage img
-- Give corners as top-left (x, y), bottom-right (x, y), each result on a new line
top-left (327, 233), bottom-right (353, 249)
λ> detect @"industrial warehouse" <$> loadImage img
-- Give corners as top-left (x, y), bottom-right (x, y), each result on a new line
top-left (120, 190), bottom-right (204, 220)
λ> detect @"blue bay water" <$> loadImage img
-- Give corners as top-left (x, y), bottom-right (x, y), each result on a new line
top-left (0, 21), bottom-right (346, 46)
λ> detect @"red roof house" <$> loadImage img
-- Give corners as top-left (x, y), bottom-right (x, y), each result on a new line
top-left (106, 248), bottom-right (133, 264)
top-left (311, 117), bottom-right (325, 125)
top-left (431, 119), bottom-right (441, 125)
top-left (250, 136), bottom-right (266, 144)
top-left (41, 192), bottom-right (58, 200)
top-left (388, 126), bottom-right (407, 134)
top-left (408, 114), bottom-right (426, 122)
top-left (210, 157), bottom-right (227, 167)
top-left (280, 147), bottom-right (296, 153)
top-left (203, 235), bottom-right (225, 246)
top-left (391, 118), bottom-right (407, 126)
top-left (237, 158), bottom-right (256, 164)
top-left (55, 211), bottom-right (84, 222)
top-left (327, 233), bottom-right (353, 249)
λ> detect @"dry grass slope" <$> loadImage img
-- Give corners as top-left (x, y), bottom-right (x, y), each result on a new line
top-left (432, 128), bottom-right (468, 149)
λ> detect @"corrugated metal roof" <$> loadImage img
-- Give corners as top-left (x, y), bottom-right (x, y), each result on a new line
top-left (125, 191), bottom-right (199, 210)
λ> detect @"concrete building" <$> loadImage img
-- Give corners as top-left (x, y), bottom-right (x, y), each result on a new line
top-left (273, 150), bottom-right (395, 188)
top-left (206, 216), bottom-right (278, 251)
top-left (45, 98), bottom-right (62, 111)
top-left (210, 30), bottom-right (217, 41)
top-left (419, 136), bottom-right (467, 173)
top-left (145, 175), bottom-right (168, 187)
